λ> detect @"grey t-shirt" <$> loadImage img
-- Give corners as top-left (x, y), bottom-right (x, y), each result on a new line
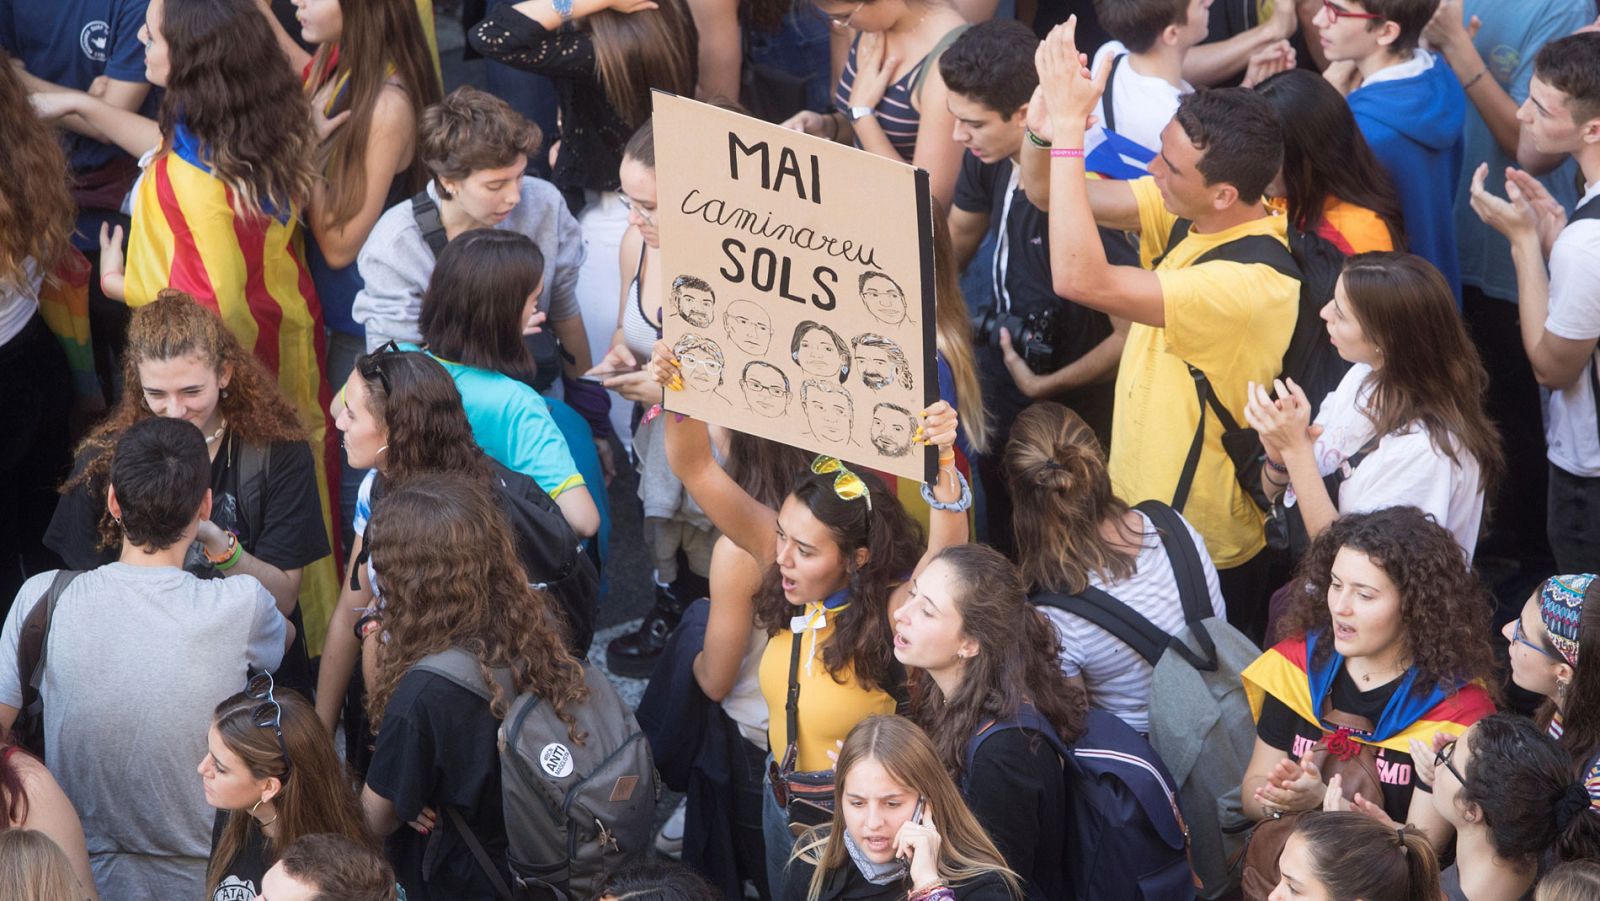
top-left (0, 564), bottom-right (287, 899)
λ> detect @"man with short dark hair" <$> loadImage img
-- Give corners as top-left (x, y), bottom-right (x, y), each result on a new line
top-left (1471, 32), bottom-right (1600, 573)
top-left (1024, 20), bottom-right (1300, 640)
top-left (0, 417), bottom-right (293, 897)
top-left (260, 833), bottom-right (399, 901)
top-left (1316, 0), bottom-right (1465, 298)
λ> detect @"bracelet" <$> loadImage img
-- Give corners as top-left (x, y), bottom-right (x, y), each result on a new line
top-left (1050, 147), bottom-right (1085, 158)
top-left (1264, 470), bottom-right (1290, 488)
top-left (354, 613), bottom-right (383, 643)
top-left (908, 884), bottom-right (954, 901)
top-left (920, 467), bottom-right (973, 513)
top-left (1024, 127), bottom-right (1051, 149)
top-left (1263, 456), bottom-right (1288, 475)
top-left (1462, 68), bottom-right (1487, 90)
top-left (206, 531), bottom-right (241, 569)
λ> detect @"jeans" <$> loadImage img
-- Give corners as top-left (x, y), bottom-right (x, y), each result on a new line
top-left (763, 759), bottom-right (798, 901)
top-left (1549, 463), bottom-right (1600, 573)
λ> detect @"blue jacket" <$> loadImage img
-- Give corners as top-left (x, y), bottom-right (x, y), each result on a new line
top-left (1349, 56), bottom-right (1466, 301)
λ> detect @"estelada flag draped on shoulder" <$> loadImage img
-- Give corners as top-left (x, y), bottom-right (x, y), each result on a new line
top-left (123, 123), bottom-right (340, 653)
top-left (1242, 633), bottom-right (1495, 753)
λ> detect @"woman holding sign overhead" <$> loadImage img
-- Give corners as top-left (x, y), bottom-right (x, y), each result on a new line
top-left (649, 337), bottom-right (969, 900)
top-left (780, 0), bottom-right (967, 206)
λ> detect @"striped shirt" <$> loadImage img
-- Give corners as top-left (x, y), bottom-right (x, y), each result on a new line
top-left (834, 36), bottom-right (932, 162)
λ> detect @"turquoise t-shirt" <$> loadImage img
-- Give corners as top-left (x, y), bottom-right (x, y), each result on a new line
top-left (401, 345), bottom-right (585, 499)
top-left (1454, 0), bottom-right (1591, 303)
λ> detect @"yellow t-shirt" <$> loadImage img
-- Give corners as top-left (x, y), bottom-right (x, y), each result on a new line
top-left (758, 605), bottom-right (897, 772)
top-left (1110, 178), bottom-right (1300, 569)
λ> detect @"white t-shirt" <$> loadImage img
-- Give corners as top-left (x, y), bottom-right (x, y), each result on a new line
top-left (1291, 363), bottom-right (1486, 554)
top-left (1544, 180), bottom-right (1600, 478)
top-left (1041, 510), bottom-right (1226, 735)
top-left (0, 258), bottom-right (41, 348)
top-left (721, 627), bottom-right (771, 750)
top-left (1086, 42), bottom-right (1191, 172)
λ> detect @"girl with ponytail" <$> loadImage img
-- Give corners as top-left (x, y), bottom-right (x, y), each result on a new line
top-left (1273, 811), bottom-right (1440, 901)
top-left (1001, 401), bottom-right (1227, 734)
top-left (891, 543), bottom-right (1085, 898)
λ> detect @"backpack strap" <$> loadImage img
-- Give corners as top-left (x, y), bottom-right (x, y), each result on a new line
top-left (410, 647), bottom-right (516, 707)
top-left (1134, 500), bottom-right (1220, 671)
top-left (909, 25), bottom-right (970, 107)
top-left (1033, 589), bottom-right (1170, 667)
top-left (18, 570), bottom-right (84, 719)
top-left (412, 190), bottom-right (448, 257)
top-left (961, 703), bottom-right (1071, 792)
top-left (782, 630), bottom-right (804, 768)
top-left (443, 806), bottom-right (517, 901)
top-left (232, 441), bottom-right (272, 553)
top-left (1102, 54), bottom-right (1124, 135)
top-left (1171, 364), bottom-right (1240, 512)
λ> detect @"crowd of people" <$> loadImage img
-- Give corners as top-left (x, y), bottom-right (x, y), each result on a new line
top-left (3, 0), bottom-right (1600, 899)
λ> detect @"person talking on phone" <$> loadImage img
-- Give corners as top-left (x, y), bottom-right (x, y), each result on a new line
top-left (785, 715), bottom-right (1019, 900)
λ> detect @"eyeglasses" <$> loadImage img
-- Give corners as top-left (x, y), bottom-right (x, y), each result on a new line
top-left (245, 672), bottom-right (293, 782)
top-left (1434, 739), bottom-right (1465, 787)
top-left (1320, 0), bottom-right (1383, 21)
top-left (1511, 618), bottom-right (1567, 663)
top-left (618, 194), bottom-right (657, 225)
top-left (680, 355), bottom-right (724, 374)
top-left (743, 379), bottom-right (789, 397)
top-left (827, 1), bottom-right (864, 28)
top-left (812, 455), bottom-right (872, 512)
top-left (357, 339), bottom-right (402, 396)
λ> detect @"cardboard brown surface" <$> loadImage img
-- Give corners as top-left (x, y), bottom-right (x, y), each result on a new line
top-left (654, 93), bottom-right (936, 482)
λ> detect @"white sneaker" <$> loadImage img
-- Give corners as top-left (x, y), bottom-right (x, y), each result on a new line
top-left (655, 799), bottom-right (686, 858)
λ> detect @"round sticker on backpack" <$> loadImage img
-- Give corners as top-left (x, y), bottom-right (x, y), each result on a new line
top-left (540, 742), bottom-right (574, 778)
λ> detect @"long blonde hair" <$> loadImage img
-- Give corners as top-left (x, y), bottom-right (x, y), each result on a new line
top-left (931, 201), bottom-right (989, 454)
top-left (794, 716), bottom-right (1021, 900)
top-left (0, 830), bottom-right (85, 901)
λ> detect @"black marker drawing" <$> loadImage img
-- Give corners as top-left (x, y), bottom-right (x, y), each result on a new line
top-left (871, 402), bottom-right (916, 458)
top-left (801, 379), bottom-right (856, 445)
top-left (791, 320), bottom-right (850, 382)
top-left (673, 333), bottom-right (727, 395)
top-left (671, 275), bottom-right (716, 329)
top-left (739, 360), bottom-right (791, 417)
top-left (722, 299), bottom-right (773, 354)
top-left (850, 333), bottom-right (913, 391)
top-left (858, 270), bottom-right (912, 326)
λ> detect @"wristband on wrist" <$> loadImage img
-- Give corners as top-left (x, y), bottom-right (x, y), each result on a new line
top-left (1024, 127), bottom-right (1051, 149)
top-left (215, 541), bottom-right (242, 571)
top-left (1263, 456), bottom-right (1289, 474)
top-left (921, 467), bottom-right (973, 513)
top-left (1462, 68), bottom-right (1487, 90)
top-left (354, 613), bottom-right (383, 642)
top-left (205, 531), bottom-right (239, 566)
top-left (1049, 147), bottom-right (1085, 158)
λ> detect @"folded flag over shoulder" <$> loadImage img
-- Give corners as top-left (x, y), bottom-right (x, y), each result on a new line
top-left (1243, 633), bottom-right (1494, 754)
top-left (37, 247), bottom-right (101, 401)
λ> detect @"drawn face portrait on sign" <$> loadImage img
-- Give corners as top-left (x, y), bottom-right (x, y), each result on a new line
top-left (802, 379), bottom-right (855, 444)
top-left (850, 333), bottom-right (912, 391)
top-left (859, 271), bottom-right (909, 326)
top-left (740, 360), bottom-right (790, 417)
top-left (673, 334), bottom-right (726, 392)
top-left (871, 402), bottom-right (916, 457)
top-left (671, 276), bottom-right (717, 329)
top-left (791, 321), bottom-right (850, 382)
top-left (722, 300), bottom-right (773, 355)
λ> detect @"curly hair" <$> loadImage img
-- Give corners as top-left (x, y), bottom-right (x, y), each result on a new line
top-left (156, 0), bottom-right (317, 220)
top-left (909, 545), bottom-right (1088, 776)
top-left (352, 350), bottom-right (489, 485)
top-left (1276, 507), bottom-right (1498, 694)
top-left (64, 290), bottom-right (305, 550)
top-left (364, 473), bottom-right (588, 740)
top-left (305, 0), bottom-right (442, 228)
top-left (206, 688), bottom-right (373, 894)
top-left (0, 53), bottom-right (74, 292)
top-left (752, 468), bottom-right (923, 693)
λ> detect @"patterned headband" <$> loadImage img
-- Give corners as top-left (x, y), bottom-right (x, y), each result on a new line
top-left (1539, 574), bottom-right (1598, 668)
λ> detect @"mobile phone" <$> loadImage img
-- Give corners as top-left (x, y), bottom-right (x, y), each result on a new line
top-left (910, 796), bottom-right (925, 826)
top-left (577, 367), bottom-right (641, 385)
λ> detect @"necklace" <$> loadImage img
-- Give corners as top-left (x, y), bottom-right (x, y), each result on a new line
top-left (1355, 659), bottom-right (1408, 685)
top-left (205, 419), bottom-right (227, 446)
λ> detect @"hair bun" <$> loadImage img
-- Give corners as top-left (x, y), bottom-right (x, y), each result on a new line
top-left (1556, 783), bottom-right (1594, 832)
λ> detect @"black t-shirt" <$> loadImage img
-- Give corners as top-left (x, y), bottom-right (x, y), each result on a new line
top-left (207, 811), bottom-right (272, 901)
top-left (951, 153), bottom-right (1119, 436)
top-left (1196, 0), bottom-right (1315, 87)
top-left (44, 433), bottom-right (328, 693)
top-left (365, 669), bottom-right (507, 901)
top-left (964, 729), bottom-right (1067, 901)
top-left (1255, 666), bottom-right (1419, 822)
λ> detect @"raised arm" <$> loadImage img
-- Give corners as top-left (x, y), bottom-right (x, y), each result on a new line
top-left (694, 536), bottom-right (764, 701)
top-left (652, 340), bottom-right (782, 564)
top-left (910, 399), bottom-right (968, 578)
top-left (687, 0), bottom-right (743, 102)
top-left (1018, 86), bottom-right (1141, 230)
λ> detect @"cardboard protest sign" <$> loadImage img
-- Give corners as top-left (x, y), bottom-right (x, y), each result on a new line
top-left (654, 92), bottom-right (937, 483)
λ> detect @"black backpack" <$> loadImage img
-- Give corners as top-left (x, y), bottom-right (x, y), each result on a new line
top-left (1157, 219), bottom-right (1352, 513)
top-left (13, 570), bottom-right (83, 757)
top-left (412, 190), bottom-right (565, 392)
top-left (357, 462), bottom-right (598, 655)
top-left (962, 706), bottom-right (1195, 901)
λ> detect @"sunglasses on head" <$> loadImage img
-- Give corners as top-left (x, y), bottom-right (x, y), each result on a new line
top-left (812, 456), bottom-right (872, 512)
top-left (245, 672), bottom-right (292, 782)
top-left (356, 339), bottom-right (403, 396)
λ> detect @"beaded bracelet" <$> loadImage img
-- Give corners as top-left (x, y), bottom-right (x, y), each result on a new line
top-left (921, 467), bottom-right (973, 513)
top-left (908, 884), bottom-right (955, 901)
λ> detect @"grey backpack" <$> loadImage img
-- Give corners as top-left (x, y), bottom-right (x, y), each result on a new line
top-left (1033, 500), bottom-right (1260, 899)
top-left (412, 648), bottom-right (658, 900)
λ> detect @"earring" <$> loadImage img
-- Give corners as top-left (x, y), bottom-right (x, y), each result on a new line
top-left (1558, 679), bottom-right (1570, 702)
top-left (376, 445), bottom-right (389, 458)
top-left (221, 387), bottom-right (229, 399)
